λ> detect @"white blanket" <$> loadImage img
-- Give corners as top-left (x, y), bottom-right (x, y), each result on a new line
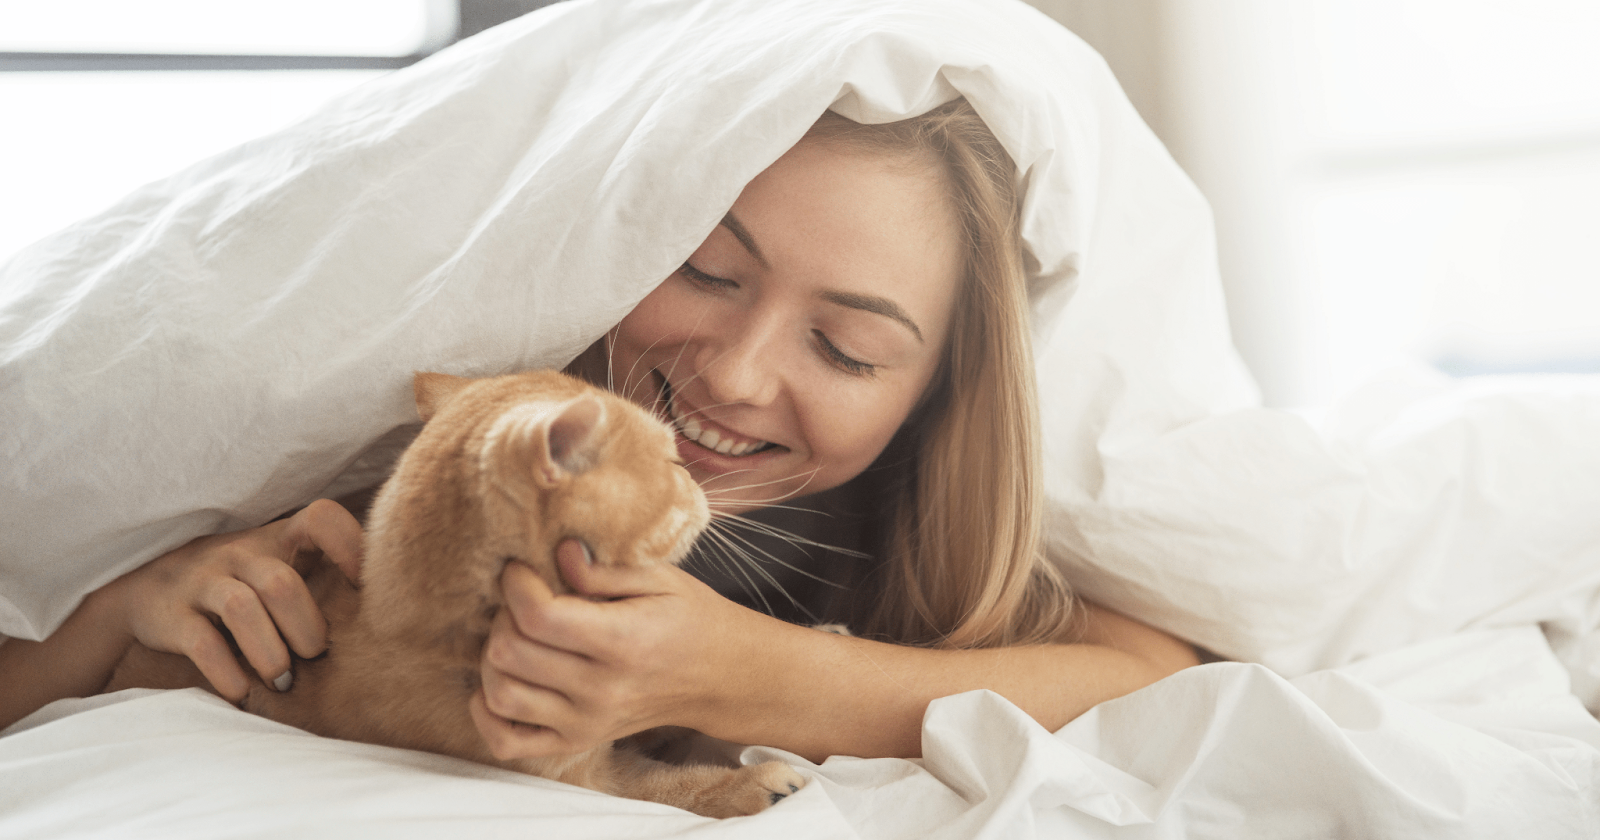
top-left (3, 0), bottom-right (1599, 831)
top-left (3, 627), bottom-right (1594, 838)
top-left (5, 0), bottom-right (1600, 684)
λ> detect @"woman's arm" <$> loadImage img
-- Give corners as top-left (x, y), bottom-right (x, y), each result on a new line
top-left (471, 541), bottom-right (1197, 764)
top-left (0, 501), bottom-right (364, 733)
top-left (682, 601), bottom-right (1194, 762)
top-left (0, 586), bottom-right (136, 732)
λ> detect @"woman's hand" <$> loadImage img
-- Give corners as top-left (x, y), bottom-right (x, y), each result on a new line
top-left (470, 539), bottom-right (754, 760)
top-left (104, 499), bottom-right (364, 702)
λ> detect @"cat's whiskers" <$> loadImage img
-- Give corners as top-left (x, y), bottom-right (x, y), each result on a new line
top-left (637, 320), bottom-right (776, 441)
top-left (713, 513), bottom-right (871, 560)
top-left (617, 328), bottom-right (673, 409)
top-left (679, 453), bottom-right (748, 474)
top-left (651, 305), bottom-right (714, 408)
top-left (709, 499), bottom-right (825, 517)
top-left (702, 465), bottom-right (823, 508)
top-left (692, 527), bottom-right (785, 616)
top-left (603, 326), bottom-right (621, 394)
top-left (703, 464), bottom-right (820, 496)
top-left (705, 520), bottom-right (851, 591)
top-left (693, 525), bottom-right (827, 623)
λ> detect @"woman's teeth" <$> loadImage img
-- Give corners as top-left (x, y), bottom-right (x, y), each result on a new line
top-left (667, 391), bottom-right (772, 457)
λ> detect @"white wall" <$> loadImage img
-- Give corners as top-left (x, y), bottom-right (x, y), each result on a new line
top-left (1027, 0), bottom-right (1600, 408)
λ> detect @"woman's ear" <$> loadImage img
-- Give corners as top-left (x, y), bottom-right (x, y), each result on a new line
top-left (413, 372), bottom-right (472, 421)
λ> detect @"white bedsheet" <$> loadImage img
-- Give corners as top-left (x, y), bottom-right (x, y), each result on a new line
top-left (4, 626), bottom-right (1593, 838)
top-left (3, 0), bottom-right (1598, 830)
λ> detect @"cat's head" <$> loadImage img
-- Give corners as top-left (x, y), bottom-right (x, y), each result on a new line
top-left (361, 369), bottom-right (709, 641)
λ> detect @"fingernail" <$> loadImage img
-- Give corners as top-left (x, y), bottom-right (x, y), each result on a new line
top-left (273, 669), bottom-right (294, 692)
top-left (579, 541), bottom-right (594, 565)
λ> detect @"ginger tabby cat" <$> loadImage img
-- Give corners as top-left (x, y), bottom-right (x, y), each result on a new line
top-left (106, 370), bottom-right (806, 818)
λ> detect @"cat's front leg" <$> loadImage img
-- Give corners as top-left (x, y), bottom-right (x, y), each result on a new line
top-left (611, 750), bottom-right (806, 818)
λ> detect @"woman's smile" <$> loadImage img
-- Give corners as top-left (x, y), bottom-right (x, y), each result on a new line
top-left (658, 372), bottom-right (784, 461)
top-left (609, 134), bottom-right (962, 512)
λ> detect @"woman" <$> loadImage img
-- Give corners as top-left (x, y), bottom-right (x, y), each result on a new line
top-left (0, 98), bottom-right (1198, 760)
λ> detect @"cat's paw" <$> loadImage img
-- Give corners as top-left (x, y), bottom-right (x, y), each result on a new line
top-left (696, 760), bottom-right (806, 818)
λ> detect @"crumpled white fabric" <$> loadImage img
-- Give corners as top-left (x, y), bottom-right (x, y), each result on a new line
top-left (2, 627), bottom-right (1594, 838)
top-left (1, 0), bottom-right (1598, 716)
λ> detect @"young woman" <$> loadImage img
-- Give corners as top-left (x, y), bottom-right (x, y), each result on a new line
top-left (0, 99), bottom-right (1198, 757)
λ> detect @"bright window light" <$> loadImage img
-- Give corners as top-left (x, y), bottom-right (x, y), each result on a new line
top-left (0, 0), bottom-right (456, 56)
top-left (1308, 0), bottom-right (1600, 148)
top-left (0, 70), bottom-right (385, 265)
top-left (1286, 0), bottom-right (1600, 399)
top-left (1302, 150), bottom-right (1600, 391)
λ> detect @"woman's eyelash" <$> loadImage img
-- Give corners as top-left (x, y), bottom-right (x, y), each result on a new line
top-left (813, 330), bottom-right (876, 377)
top-left (679, 261), bottom-right (874, 377)
top-left (679, 261), bottom-right (736, 289)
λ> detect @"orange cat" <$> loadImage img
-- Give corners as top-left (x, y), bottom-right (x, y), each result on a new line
top-left (107, 370), bottom-right (805, 818)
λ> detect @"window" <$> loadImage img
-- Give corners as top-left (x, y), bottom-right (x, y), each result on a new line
top-left (0, 1), bottom-right (554, 264)
top-left (1301, 0), bottom-right (1600, 384)
top-left (1063, 0), bottom-right (1600, 406)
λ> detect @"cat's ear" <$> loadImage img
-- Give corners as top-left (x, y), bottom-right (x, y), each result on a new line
top-left (413, 372), bottom-right (472, 422)
top-left (539, 396), bottom-right (605, 486)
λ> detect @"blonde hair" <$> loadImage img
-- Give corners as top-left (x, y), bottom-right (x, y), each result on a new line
top-left (807, 101), bottom-right (1078, 649)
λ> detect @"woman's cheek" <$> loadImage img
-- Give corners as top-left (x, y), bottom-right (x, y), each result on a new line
top-left (619, 285), bottom-right (701, 348)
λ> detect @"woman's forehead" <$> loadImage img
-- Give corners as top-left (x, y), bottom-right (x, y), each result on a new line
top-left (727, 139), bottom-right (963, 335)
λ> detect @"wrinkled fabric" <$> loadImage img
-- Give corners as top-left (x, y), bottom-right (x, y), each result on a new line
top-left (2, 0), bottom-right (1599, 793)
top-left (0, 0), bottom-right (1250, 645)
top-left (3, 627), bottom-right (1594, 838)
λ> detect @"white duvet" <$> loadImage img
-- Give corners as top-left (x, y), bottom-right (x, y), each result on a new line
top-left (3, 627), bottom-right (1595, 838)
top-left (2, 0), bottom-right (1599, 832)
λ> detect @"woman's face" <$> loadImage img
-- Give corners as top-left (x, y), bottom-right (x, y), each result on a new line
top-left (610, 137), bottom-right (964, 513)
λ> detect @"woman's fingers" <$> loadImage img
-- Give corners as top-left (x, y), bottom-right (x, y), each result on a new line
top-left (501, 547), bottom-right (684, 656)
top-left (482, 606), bottom-right (598, 726)
top-left (172, 612), bottom-right (252, 702)
top-left (469, 690), bottom-right (573, 760)
top-left (474, 650), bottom-right (615, 759)
top-left (480, 653), bottom-right (572, 725)
top-left (111, 502), bottom-right (368, 701)
top-left (480, 599), bottom-right (617, 754)
top-left (555, 542), bottom-right (675, 600)
top-left (500, 562), bottom-right (591, 651)
top-left (232, 553), bottom-right (327, 660)
top-left (198, 577), bottom-right (292, 685)
top-left (281, 498), bottom-right (365, 584)
top-left (484, 607), bottom-right (585, 695)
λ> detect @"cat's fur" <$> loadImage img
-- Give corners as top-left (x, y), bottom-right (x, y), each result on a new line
top-left (106, 370), bottom-right (805, 818)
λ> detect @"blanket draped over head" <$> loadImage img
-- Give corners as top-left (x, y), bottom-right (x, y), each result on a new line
top-left (3, 0), bottom-right (1599, 705)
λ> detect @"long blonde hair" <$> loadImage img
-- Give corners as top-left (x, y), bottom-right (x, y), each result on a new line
top-left (808, 100), bottom-right (1077, 649)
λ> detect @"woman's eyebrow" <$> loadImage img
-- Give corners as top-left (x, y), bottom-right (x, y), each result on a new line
top-left (819, 290), bottom-right (924, 343)
top-left (721, 210), bottom-right (923, 343)
top-left (719, 212), bottom-right (769, 268)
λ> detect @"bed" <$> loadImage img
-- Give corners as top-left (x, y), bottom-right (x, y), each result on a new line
top-left (3, 623), bottom-right (1594, 837)
top-left (2, 0), bottom-right (1597, 835)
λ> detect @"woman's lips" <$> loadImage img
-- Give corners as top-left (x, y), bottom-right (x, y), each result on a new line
top-left (658, 373), bottom-right (781, 458)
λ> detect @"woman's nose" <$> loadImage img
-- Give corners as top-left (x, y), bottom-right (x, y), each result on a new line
top-left (694, 318), bottom-right (782, 407)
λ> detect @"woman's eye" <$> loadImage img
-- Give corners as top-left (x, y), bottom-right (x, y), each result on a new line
top-left (813, 330), bottom-right (876, 377)
top-left (679, 261), bottom-right (736, 290)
